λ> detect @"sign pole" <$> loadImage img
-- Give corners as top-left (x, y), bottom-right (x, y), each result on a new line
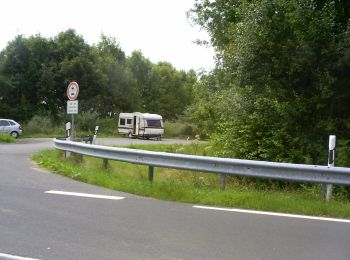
top-left (71, 114), bottom-right (74, 141)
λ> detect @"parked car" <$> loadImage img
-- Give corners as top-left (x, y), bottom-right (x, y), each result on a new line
top-left (0, 119), bottom-right (23, 138)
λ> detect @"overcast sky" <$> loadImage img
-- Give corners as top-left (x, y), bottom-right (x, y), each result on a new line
top-left (0, 0), bottom-right (215, 72)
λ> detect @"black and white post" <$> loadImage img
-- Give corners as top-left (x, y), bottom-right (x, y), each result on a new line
top-left (324, 135), bottom-right (336, 201)
top-left (92, 126), bottom-right (99, 144)
top-left (65, 122), bottom-right (71, 158)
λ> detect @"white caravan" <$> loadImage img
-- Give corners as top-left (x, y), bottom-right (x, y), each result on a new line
top-left (118, 112), bottom-right (164, 140)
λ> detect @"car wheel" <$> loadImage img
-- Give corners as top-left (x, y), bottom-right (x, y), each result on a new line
top-left (10, 131), bottom-right (19, 138)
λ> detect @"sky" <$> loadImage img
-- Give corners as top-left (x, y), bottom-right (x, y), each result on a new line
top-left (0, 0), bottom-right (215, 72)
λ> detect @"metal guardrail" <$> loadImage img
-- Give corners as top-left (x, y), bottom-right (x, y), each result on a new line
top-left (53, 138), bottom-right (350, 186)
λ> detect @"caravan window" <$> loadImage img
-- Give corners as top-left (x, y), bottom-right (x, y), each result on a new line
top-left (120, 118), bottom-right (125, 125)
top-left (147, 120), bottom-right (161, 128)
top-left (127, 119), bottom-right (132, 124)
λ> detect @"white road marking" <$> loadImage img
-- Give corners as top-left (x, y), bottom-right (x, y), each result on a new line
top-left (45, 190), bottom-right (125, 200)
top-left (0, 252), bottom-right (40, 260)
top-left (193, 205), bottom-right (350, 224)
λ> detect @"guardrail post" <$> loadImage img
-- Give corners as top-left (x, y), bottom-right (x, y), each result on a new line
top-left (148, 166), bottom-right (154, 182)
top-left (103, 159), bottom-right (108, 169)
top-left (322, 135), bottom-right (336, 202)
top-left (220, 174), bottom-right (226, 190)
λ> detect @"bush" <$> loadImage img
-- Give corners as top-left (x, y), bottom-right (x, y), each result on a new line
top-left (97, 117), bottom-right (118, 136)
top-left (0, 133), bottom-right (15, 143)
top-left (24, 115), bottom-right (64, 136)
top-left (75, 112), bottom-right (99, 132)
top-left (164, 120), bottom-right (194, 138)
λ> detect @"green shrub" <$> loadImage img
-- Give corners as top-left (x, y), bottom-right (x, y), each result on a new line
top-left (76, 112), bottom-right (99, 132)
top-left (97, 117), bottom-right (118, 136)
top-left (164, 121), bottom-right (194, 138)
top-left (0, 133), bottom-right (15, 143)
top-left (24, 115), bottom-right (64, 136)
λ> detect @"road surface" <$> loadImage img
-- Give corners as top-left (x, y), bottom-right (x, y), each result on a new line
top-left (1, 138), bottom-right (350, 260)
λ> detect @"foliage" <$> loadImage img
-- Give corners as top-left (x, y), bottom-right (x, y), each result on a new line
top-left (22, 112), bottom-right (121, 137)
top-left (97, 117), bottom-right (118, 136)
top-left (0, 133), bottom-right (15, 143)
top-left (0, 30), bottom-right (197, 123)
top-left (24, 115), bottom-right (59, 135)
top-left (164, 120), bottom-right (194, 139)
top-left (190, 0), bottom-right (350, 165)
top-left (75, 111), bottom-right (99, 132)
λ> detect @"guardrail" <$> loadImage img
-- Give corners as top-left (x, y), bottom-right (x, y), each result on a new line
top-left (53, 139), bottom-right (350, 188)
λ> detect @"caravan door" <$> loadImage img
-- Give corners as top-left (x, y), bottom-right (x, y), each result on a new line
top-left (133, 115), bottom-right (139, 135)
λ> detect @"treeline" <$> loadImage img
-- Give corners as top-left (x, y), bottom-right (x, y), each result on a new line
top-left (189, 0), bottom-right (350, 166)
top-left (0, 29), bottom-right (196, 122)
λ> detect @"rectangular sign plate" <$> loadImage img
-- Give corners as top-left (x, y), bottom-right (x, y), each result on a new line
top-left (67, 100), bottom-right (78, 114)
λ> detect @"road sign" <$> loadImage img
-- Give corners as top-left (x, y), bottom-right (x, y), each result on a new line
top-left (67, 100), bottom-right (78, 114)
top-left (67, 81), bottom-right (79, 101)
top-left (65, 122), bottom-right (71, 130)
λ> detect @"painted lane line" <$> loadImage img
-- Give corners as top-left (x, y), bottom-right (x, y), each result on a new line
top-left (45, 190), bottom-right (125, 200)
top-left (0, 252), bottom-right (40, 260)
top-left (193, 205), bottom-right (350, 224)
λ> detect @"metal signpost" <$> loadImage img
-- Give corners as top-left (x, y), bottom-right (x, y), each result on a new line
top-left (67, 81), bottom-right (79, 140)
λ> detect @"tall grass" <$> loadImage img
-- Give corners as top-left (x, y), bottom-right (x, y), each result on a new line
top-left (22, 114), bottom-right (119, 138)
top-left (24, 115), bottom-right (64, 137)
top-left (0, 133), bottom-right (15, 143)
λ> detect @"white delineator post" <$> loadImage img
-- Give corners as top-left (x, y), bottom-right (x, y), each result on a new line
top-left (93, 126), bottom-right (99, 144)
top-left (325, 135), bottom-right (336, 201)
top-left (65, 122), bottom-right (72, 158)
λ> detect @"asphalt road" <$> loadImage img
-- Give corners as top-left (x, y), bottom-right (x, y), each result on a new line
top-left (1, 138), bottom-right (350, 260)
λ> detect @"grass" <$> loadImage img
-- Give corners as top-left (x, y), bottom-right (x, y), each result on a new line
top-left (0, 133), bottom-right (16, 143)
top-left (32, 144), bottom-right (350, 219)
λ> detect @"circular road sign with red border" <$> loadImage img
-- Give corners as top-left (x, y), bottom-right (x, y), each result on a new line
top-left (67, 81), bottom-right (79, 100)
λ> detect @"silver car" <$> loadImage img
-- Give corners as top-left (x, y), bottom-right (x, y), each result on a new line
top-left (0, 119), bottom-right (23, 138)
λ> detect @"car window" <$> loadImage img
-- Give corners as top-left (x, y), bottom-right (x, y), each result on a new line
top-left (9, 121), bottom-right (16, 126)
top-left (0, 120), bottom-right (10, 126)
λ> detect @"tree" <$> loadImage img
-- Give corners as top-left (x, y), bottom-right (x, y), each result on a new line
top-left (0, 35), bottom-right (38, 120)
top-left (0, 30), bottom-right (196, 123)
top-left (94, 35), bottom-right (137, 114)
top-left (190, 0), bottom-right (350, 164)
top-left (127, 50), bottom-right (153, 110)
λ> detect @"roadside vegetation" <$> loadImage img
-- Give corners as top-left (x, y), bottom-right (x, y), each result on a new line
top-left (32, 143), bottom-right (350, 219)
top-left (20, 114), bottom-right (195, 139)
top-left (0, 133), bottom-right (15, 143)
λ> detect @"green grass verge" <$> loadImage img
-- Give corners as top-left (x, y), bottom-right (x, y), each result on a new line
top-left (32, 146), bottom-right (350, 219)
top-left (0, 133), bottom-right (16, 143)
